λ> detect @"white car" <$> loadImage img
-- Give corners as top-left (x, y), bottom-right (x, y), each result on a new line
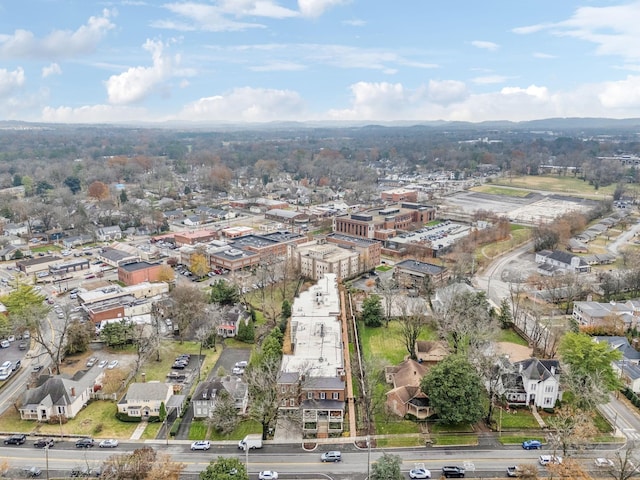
top-left (539, 455), bottom-right (563, 466)
top-left (0, 340), bottom-right (9, 348)
top-left (190, 440), bottom-right (211, 451)
top-left (595, 458), bottom-right (614, 468)
top-left (258, 471), bottom-right (278, 480)
top-left (98, 360), bottom-right (108, 369)
top-left (99, 439), bottom-right (119, 448)
top-left (7, 335), bottom-right (15, 342)
top-left (107, 360), bottom-right (119, 369)
top-left (409, 468), bottom-right (431, 479)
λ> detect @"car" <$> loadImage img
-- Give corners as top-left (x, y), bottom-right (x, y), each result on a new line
top-left (522, 439), bottom-right (542, 450)
top-left (32, 365), bottom-right (43, 373)
top-left (258, 471), bottom-right (278, 480)
top-left (7, 335), bottom-right (15, 342)
top-left (71, 466), bottom-right (101, 477)
top-left (19, 341), bottom-right (28, 350)
top-left (34, 438), bottom-right (54, 449)
top-left (4, 434), bottom-right (27, 445)
top-left (595, 458), bottom-right (615, 468)
top-left (86, 357), bottom-right (97, 367)
top-left (107, 360), bottom-right (119, 369)
top-left (23, 330), bottom-right (30, 339)
top-left (1, 361), bottom-right (11, 370)
top-left (191, 440), bottom-right (211, 451)
top-left (22, 466), bottom-right (42, 477)
top-left (320, 451), bottom-right (342, 462)
top-left (98, 360), bottom-right (108, 368)
top-left (235, 361), bottom-right (248, 368)
top-left (409, 468), bottom-right (431, 479)
top-left (506, 466), bottom-right (523, 477)
top-left (232, 366), bottom-right (245, 375)
top-left (539, 455), bottom-right (562, 466)
top-left (75, 438), bottom-right (95, 448)
top-left (441, 466), bottom-right (465, 478)
top-left (0, 339), bottom-right (9, 348)
top-left (99, 439), bottom-right (119, 448)
top-left (172, 361), bottom-right (187, 369)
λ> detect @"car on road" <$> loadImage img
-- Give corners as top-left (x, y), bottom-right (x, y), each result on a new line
top-left (107, 360), bottom-right (119, 369)
top-left (522, 439), bottom-right (542, 450)
top-left (595, 457), bottom-right (615, 468)
top-left (98, 360), bottom-right (108, 369)
top-left (0, 339), bottom-right (9, 348)
top-left (19, 341), bottom-right (28, 350)
top-left (320, 451), bottom-right (342, 462)
top-left (441, 466), bottom-right (465, 478)
top-left (32, 365), bottom-right (43, 372)
top-left (7, 335), bottom-right (15, 342)
top-left (506, 466), bottom-right (523, 477)
top-left (34, 438), bottom-right (54, 449)
top-left (232, 366), bottom-right (245, 375)
top-left (539, 455), bottom-right (562, 466)
top-left (190, 440), bottom-right (211, 451)
top-left (409, 468), bottom-right (431, 479)
top-left (258, 471), bottom-right (278, 480)
top-left (22, 466), bottom-right (42, 477)
top-left (86, 357), bottom-right (97, 367)
top-left (71, 466), bottom-right (101, 477)
top-left (75, 438), bottom-right (95, 448)
top-left (99, 439), bottom-right (119, 448)
top-left (4, 434), bottom-right (26, 445)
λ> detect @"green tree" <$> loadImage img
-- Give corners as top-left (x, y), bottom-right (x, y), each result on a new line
top-left (559, 331), bottom-right (622, 409)
top-left (281, 300), bottom-right (291, 320)
top-left (236, 319), bottom-right (255, 343)
top-left (421, 354), bottom-right (485, 425)
top-left (199, 457), bottom-right (247, 480)
top-left (371, 453), bottom-right (403, 480)
top-left (497, 297), bottom-right (512, 329)
top-left (101, 321), bottom-right (134, 347)
top-left (64, 320), bottom-right (93, 355)
top-left (64, 176), bottom-right (82, 194)
top-left (361, 294), bottom-right (383, 327)
top-left (210, 279), bottom-right (239, 306)
top-left (159, 401), bottom-right (167, 424)
top-left (120, 189), bottom-right (128, 204)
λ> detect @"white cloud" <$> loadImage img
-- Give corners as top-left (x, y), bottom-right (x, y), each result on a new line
top-left (0, 67), bottom-right (25, 97)
top-left (599, 75), bottom-right (640, 108)
top-left (42, 63), bottom-right (62, 78)
top-left (249, 61), bottom-right (306, 72)
top-left (0, 9), bottom-right (115, 59)
top-left (298, 0), bottom-right (350, 18)
top-left (514, 1), bottom-right (640, 61)
top-left (427, 79), bottom-right (468, 105)
top-left (218, 0), bottom-right (298, 18)
top-left (41, 104), bottom-right (149, 123)
top-left (179, 87), bottom-right (306, 121)
top-left (105, 39), bottom-right (191, 105)
top-left (471, 40), bottom-right (499, 51)
top-left (156, 2), bottom-right (266, 32)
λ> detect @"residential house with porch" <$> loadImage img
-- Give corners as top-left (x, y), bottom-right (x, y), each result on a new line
top-left (278, 273), bottom-right (345, 438)
top-left (385, 359), bottom-right (431, 419)
top-left (503, 358), bottom-right (562, 408)
top-left (117, 382), bottom-right (173, 419)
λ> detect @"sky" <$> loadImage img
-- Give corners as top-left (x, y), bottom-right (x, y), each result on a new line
top-left (1, 0), bottom-right (640, 125)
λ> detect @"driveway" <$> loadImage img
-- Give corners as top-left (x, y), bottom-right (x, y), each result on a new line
top-left (173, 346), bottom-right (251, 440)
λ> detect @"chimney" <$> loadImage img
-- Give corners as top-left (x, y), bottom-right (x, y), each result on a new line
top-left (141, 373), bottom-right (146, 383)
top-left (71, 387), bottom-right (76, 397)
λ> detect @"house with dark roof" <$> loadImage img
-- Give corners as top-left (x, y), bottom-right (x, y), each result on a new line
top-left (19, 371), bottom-right (96, 421)
top-left (535, 250), bottom-right (590, 275)
top-left (96, 225), bottom-right (122, 242)
top-left (192, 377), bottom-right (248, 418)
top-left (503, 358), bottom-right (562, 408)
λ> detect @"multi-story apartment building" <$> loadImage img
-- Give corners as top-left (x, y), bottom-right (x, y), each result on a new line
top-left (278, 273), bottom-right (345, 438)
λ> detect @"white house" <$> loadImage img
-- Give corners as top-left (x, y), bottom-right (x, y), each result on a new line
top-left (504, 358), bottom-right (562, 408)
top-left (117, 382), bottom-right (173, 419)
top-left (19, 374), bottom-right (95, 421)
top-left (96, 225), bottom-right (123, 242)
top-left (535, 250), bottom-right (590, 275)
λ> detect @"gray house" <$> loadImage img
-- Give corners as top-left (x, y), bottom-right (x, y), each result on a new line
top-left (192, 377), bottom-right (248, 418)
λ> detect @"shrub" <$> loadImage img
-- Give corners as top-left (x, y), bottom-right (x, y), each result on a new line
top-left (93, 423), bottom-right (103, 435)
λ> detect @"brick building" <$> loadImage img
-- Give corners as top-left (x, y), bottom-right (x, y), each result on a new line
top-left (118, 261), bottom-right (163, 286)
top-left (381, 188), bottom-right (418, 203)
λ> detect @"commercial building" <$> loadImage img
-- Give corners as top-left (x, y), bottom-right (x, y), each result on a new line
top-left (118, 261), bottom-right (163, 286)
top-left (381, 188), bottom-right (418, 203)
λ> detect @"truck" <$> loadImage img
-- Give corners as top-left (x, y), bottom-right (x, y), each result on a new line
top-left (238, 434), bottom-right (263, 451)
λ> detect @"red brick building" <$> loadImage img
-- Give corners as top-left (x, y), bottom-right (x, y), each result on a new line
top-left (118, 261), bottom-right (163, 286)
top-left (174, 230), bottom-right (217, 247)
top-left (381, 188), bottom-right (418, 203)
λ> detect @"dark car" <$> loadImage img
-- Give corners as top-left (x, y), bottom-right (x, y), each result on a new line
top-left (441, 466), bottom-right (465, 478)
top-left (4, 434), bottom-right (26, 445)
top-left (522, 439), bottom-right (542, 450)
top-left (34, 438), bottom-right (54, 448)
top-left (75, 438), bottom-right (95, 448)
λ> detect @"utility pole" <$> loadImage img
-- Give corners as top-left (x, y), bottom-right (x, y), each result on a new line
top-left (45, 445), bottom-right (50, 480)
top-left (367, 435), bottom-right (371, 480)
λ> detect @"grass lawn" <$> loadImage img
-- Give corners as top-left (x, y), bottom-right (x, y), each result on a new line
top-left (490, 175), bottom-right (615, 198)
top-left (188, 420), bottom-right (208, 440)
top-left (374, 415), bottom-right (421, 435)
top-left (432, 434), bottom-right (477, 446)
top-left (429, 423), bottom-right (474, 433)
top-left (496, 409), bottom-right (541, 429)
top-left (497, 328), bottom-right (529, 346)
top-left (376, 436), bottom-right (424, 447)
top-left (189, 418), bottom-right (262, 441)
top-left (0, 408), bottom-right (36, 434)
top-left (38, 400), bottom-right (138, 438)
top-left (376, 265), bottom-right (393, 272)
top-left (359, 321), bottom-right (436, 364)
top-left (140, 421), bottom-right (162, 440)
top-left (471, 185), bottom-right (532, 197)
top-left (479, 228), bottom-right (531, 261)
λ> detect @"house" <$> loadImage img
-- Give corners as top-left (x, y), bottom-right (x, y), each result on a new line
top-left (414, 340), bottom-right (449, 365)
top-left (117, 382), bottom-right (173, 419)
top-left (503, 358), bottom-right (562, 408)
top-left (192, 377), bottom-right (249, 418)
top-left (572, 301), bottom-right (637, 329)
top-left (2, 222), bottom-right (29, 236)
top-left (384, 359), bottom-right (431, 419)
top-left (98, 246), bottom-right (139, 267)
top-left (217, 305), bottom-right (251, 338)
top-left (19, 372), bottom-right (95, 421)
top-left (567, 238), bottom-right (588, 253)
top-left (96, 226), bottom-right (123, 242)
top-left (535, 250), bottom-right (590, 275)
top-left (594, 336), bottom-right (640, 393)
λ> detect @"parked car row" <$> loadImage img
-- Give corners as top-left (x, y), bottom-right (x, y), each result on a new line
top-left (172, 353), bottom-right (191, 370)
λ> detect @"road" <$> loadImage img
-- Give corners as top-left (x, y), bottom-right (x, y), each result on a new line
top-left (0, 442), bottom-right (627, 479)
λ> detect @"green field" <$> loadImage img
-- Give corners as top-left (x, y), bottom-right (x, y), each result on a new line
top-left (471, 185), bottom-right (532, 197)
top-left (358, 321), bottom-right (436, 365)
top-left (488, 175), bottom-right (615, 198)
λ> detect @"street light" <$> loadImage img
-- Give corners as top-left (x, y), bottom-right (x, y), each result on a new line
top-left (367, 435), bottom-right (371, 480)
top-left (44, 445), bottom-right (50, 480)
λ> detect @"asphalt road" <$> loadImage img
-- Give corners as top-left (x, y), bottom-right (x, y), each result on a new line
top-left (0, 441), bottom-right (627, 479)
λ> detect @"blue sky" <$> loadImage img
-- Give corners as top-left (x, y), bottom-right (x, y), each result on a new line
top-left (1, 0), bottom-right (640, 124)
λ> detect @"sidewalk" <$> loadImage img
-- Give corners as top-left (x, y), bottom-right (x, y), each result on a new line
top-left (130, 421), bottom-right (148, 440)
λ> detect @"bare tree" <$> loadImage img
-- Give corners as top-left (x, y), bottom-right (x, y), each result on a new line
top-left (395, 297), bottom-right (425, 360)
top-left (601, 440), bottom-right (640, 480)
top-left (546, 406), bottom-right (598, 457)
top-left (377, 277), bottom-right (399, 326)
top-left (208, 390), bottom-right (239, 435)
top-left (167, 284), bottom-right (207, 342)
top-left (245, 354), bottom-right (282, 440)
top-left (353, 354), bottom-right (385, 435)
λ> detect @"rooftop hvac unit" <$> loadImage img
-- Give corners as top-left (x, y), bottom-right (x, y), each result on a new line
top-left (226, 249), bottom-right (243, 257)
